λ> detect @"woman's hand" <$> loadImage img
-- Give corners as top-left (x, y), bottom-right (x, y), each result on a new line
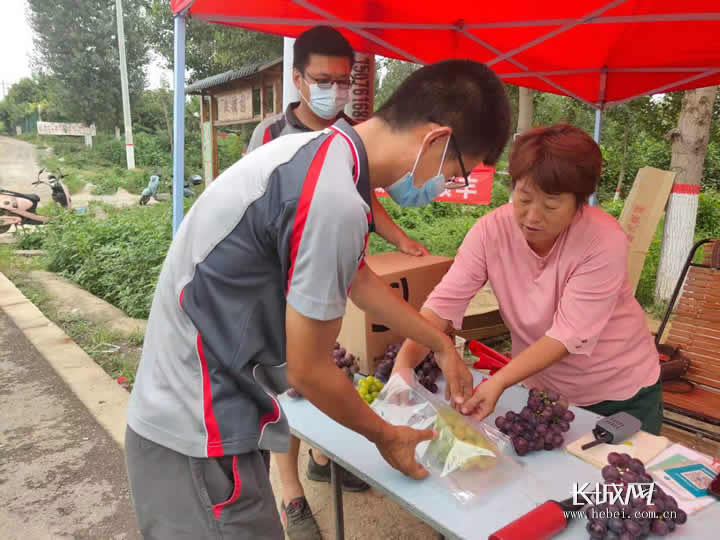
top-left (460, 376), bottom-right (505, 419)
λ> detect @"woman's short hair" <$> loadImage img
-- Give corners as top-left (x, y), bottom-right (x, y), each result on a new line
top-left (509, 124), bottom-right (602, 206)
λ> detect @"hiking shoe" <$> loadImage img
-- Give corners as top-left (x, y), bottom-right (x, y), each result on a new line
top-left (281, 497), bottom-right (321, 540)
top-left (306, 449), bottom-right (370, 492)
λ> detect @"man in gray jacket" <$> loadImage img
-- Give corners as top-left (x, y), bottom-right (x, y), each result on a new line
top-left (126, 58), bottom-right (511, 539)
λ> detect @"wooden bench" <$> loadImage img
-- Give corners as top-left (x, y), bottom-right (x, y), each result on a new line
top-left (660, 240), bottom-right (720, 437)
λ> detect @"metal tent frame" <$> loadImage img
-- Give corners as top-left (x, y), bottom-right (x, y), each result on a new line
top-left (169, 1), bottom-right (720, 233)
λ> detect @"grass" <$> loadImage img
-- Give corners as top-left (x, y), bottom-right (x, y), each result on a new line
top-left (0, 245), bottom-right (142, 387)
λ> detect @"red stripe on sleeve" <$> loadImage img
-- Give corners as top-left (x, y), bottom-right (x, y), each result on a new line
top-left (262, 126), bottom-right (272, 145)
top-left (286, 133), bottom-right (338, 295)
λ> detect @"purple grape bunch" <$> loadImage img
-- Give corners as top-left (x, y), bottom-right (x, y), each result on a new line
top-left (374, 343), bottom-right (442, 393)
top-left (374, 343), bottom-right (400, 383)
top-left (333, 341), bottom-right (360, 381)
top-left (585, 452), bottom-right (687, 539)
top-left (287, 342), bottom-right (360, 399)
top-left (494, 388), bottom-right (576, 456)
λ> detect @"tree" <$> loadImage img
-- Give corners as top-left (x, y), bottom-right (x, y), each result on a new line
top-left (516, 87), bottom-right (535, 133)
top-left (373, 58), bottom-right (420, 110)
top-left (147, 0), bottom-right (282, 82)
top-left (655, 86), bottom-right (719, 303)
top-left (0, 75), bottom-right (69, 134)
top-left (27, 0), bottom-right (150, 130)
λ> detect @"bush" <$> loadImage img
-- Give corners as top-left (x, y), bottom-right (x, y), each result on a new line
top-left (601, 198), bottom-right (625, 219)
top-left (369, 195), bottom-right (495, 257)
top-left (635, 221), bottom-right (663, 308)
top-left (90, 167), bottom-right (148, 195)
top-left (14, 227), bottom-right (47, 250)
top-left (696, 189), bottom-right (720, 237)
top-left (42, 203), bottom-right (173, 318)
top-left (95, 137), bottom-right (125, 166)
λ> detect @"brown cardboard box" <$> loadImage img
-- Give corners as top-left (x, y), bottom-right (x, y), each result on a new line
top-left (617, 167), bottom-right (676, 294)
top-left (337, 252), bottom-right (453, 374)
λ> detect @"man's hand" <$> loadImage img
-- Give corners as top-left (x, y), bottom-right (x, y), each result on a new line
top-left (398, 237), bottom-right (430, 257)
top-left (375, 424), bottom-right (435, 479)
top-left (460, 376), bottom-right (505, 419)
top-left (434, 342), bottom-right (473, 410)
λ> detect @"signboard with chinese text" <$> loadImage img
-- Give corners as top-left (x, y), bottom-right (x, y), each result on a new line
top-left (216, 89), bottom-right (253, 123)
top-left (37, 121), bottom-right (96, 137)
top-left (618, 167), bottom-right (676, 293)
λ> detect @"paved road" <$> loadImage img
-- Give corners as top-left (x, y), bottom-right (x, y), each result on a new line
top-left (0, 135), bottom-right (51, 199)
top-left (0, 308), bottom-right (140, 539)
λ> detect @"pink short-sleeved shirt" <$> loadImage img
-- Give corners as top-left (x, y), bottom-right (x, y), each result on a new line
top-left (424, 204), bottom-right (660, 406)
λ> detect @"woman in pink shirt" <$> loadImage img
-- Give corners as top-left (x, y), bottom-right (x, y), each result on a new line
top-left (395, 124), bottom-right (663, 434)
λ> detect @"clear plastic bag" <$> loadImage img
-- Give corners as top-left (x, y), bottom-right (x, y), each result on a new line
top-left (371, 369), bottom-right (523, 504)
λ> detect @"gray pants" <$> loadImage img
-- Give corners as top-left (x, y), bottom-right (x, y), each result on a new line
top-left (125, 427), bottom-right (284, 539)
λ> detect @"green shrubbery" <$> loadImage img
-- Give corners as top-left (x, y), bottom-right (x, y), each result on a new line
top-left (23, 177), bottom-right (719, 319)
top-left (26, 203), bottom-right (173, 318)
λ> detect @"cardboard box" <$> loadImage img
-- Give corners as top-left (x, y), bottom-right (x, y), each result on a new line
top-left (338, 252), bottom-right (453, 374)
top-left (458, 284), bottom-right (507, 341)
top-left (618, 167), bottom-right (676, 294)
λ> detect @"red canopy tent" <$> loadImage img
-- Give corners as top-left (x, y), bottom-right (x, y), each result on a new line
top-left (167, 0), bottom-right (720, 232)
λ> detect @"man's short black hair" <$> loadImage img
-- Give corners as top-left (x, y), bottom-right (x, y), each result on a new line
top-left (293, 26), bottom-right (355, 72)
top-left (375, 60), bottom-right (511, 166)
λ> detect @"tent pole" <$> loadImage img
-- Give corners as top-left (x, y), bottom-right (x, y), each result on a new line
top-left (172, 13), bottom-right (187, 236)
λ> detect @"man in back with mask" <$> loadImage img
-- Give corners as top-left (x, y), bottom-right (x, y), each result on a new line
top-left (249, 26), bottom-right (430, 540)
top-left (250, 27), bottom-right (427, 252)
top-left (125, 58), bottom-right (511, 540)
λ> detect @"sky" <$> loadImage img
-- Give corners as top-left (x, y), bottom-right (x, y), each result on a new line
top-left (0, 0), bottom-right (170, 99)
top-left (0, 0), bottom-right (34, 96)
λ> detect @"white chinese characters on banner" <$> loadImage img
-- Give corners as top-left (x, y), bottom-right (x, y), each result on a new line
top-left (37, 121), bottom-right (97, 137)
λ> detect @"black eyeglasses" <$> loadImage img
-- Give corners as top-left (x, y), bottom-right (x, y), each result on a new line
top-left (445, 133), bottom-right (470, 190)
top-left (304, 72), bottom-right (353, 90)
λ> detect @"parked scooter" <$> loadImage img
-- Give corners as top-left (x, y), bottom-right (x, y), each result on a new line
top-left (0, 168), bottom-right (71, 233)
top-left (139, 174), bottom-right (162, 205)
top-left (38, 168), bottom-right (72, 210)
top-left (139, 173), bottom-right (203, 205)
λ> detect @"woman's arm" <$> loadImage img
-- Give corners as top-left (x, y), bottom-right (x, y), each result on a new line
top-left (393, 217), bottom-right (491, 402)
top-left (461, 336), bottom-right (568, 417)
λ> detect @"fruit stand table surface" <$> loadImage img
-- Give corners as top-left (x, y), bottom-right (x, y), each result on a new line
top-left (278, 370), bottom-right (720, 540)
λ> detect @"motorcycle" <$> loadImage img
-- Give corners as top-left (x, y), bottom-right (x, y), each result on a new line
top-left (0, 168), bottom-right (71, 234)
top-left (139, 173), bottom-right (203, 205)
top-left (40, 168), bottom-right (72, 209)
top-left (139, 174), bottom-right (161, 205)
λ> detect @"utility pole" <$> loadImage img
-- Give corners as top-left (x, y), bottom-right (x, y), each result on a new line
top-left (115, 0), bottom-right (135, 169)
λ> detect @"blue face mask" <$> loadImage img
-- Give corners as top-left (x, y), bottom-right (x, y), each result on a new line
top-left (300, 82), bottom-right (350, 120)
top-left (385, 137), bottom-right (449, 207)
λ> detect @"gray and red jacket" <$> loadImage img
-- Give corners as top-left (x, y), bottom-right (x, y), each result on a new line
top-left (127, 119), bottom-right (374, 457)
top-left (247, 102), bottom-right (354, 153)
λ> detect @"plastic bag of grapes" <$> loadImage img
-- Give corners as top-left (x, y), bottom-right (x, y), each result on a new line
top-left (371, 369), bottom-right (523, 504)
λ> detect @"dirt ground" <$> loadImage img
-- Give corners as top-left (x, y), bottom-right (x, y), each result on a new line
top-left (0, 309), bottom-right (140, 540)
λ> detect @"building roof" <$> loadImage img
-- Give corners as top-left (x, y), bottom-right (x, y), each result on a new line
top-left (185, 58), bottom-right (282, 95)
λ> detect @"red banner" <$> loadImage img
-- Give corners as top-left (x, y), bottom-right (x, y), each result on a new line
top-left (376, 165), bottom-right (495, 205)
